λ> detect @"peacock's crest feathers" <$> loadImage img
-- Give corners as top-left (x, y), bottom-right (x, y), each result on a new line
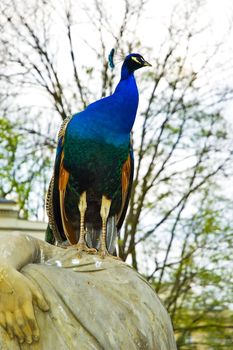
top-left (108, 48), bottom-right (115, 69)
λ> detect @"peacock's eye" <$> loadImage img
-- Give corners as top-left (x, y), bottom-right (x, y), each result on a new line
top-left (131, 56), bottom-right (142, 64)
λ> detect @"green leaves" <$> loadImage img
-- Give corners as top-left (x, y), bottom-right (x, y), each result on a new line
top-left (0, 117), bottom-right (20, 195)
top-left (0, 116), bottom-right (53, 218)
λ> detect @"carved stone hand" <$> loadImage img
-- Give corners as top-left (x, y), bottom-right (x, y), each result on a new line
top-left (0, 264), bottom-right (49, 344)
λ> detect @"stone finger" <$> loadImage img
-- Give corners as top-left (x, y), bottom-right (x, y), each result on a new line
top-left (13, 323), bottom-right (25, 344)
top-left (24, 304), bottom-right (40, 341)
top-left (30, 283), bottom-right (49, 311)
top-left (0, 312), bottom-right (6, 329)
top-left (21, 321), bottom-right (33, 344)
top-left (22, 300), bottom-right (37, 343)
top-left (5, 311), bottom-right (14, 339)
top-left (15, 308), bottom-right (25, 329)
top-left (15, 308), bottom-right (26, 343)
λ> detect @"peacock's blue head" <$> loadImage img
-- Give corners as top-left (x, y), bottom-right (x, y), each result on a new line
top-left (123, 53), bottom-right (151, 73)
top-left (120, 53), bottom-right (151, 79)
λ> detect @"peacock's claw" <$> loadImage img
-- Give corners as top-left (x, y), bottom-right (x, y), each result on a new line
top-left (98, 248), bottom-right (121, 260)
top-left (74, 243), bottom-right (97, 257)
top-left (98, 248), bottom-right (108, 259)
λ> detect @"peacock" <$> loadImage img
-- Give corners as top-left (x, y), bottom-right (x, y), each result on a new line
top-left (46, 52), bottom-right (151, 257)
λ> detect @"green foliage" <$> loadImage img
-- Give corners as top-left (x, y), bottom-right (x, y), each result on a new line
top-left (0, 117), bottom-right (21, 195)
top-left (149, 197), bottom-right (233, 349)
top-left (0, 116), bottom-right (53, 218)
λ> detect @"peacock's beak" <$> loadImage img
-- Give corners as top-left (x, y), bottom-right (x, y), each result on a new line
top-left (143, 60), bottom-right (152, 67)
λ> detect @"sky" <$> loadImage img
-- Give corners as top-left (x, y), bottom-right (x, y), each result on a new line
top-left (58, 0), bottom-right (233, 114)
top-left (12, 0), bottom-right (233, 118)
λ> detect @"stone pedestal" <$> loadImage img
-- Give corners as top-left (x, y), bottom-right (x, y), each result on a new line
top-left (0, 250), bottom-right (177, 349)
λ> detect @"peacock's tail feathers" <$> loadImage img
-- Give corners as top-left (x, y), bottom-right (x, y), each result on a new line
top-left (85, 216), bottom-right (118, 254)
top-left (45, 224), bottom-right (55, 244)
top-left (106, 216), bottom-right (118, 254)
top-left (45, 115), bottom-right (73, 244)
top-left (46, 174), bottom-right (63, 244)
top-left (57, 115), bottom-right (72, 141)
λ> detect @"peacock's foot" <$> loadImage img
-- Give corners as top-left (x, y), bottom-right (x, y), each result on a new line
top-left (74, 243), bottom-right (97, 257)
top-left (98, 248), bottom-right (121, 260)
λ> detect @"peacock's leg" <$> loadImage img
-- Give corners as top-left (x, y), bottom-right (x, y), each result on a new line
top-left (75, 192), bottom-right (96, 255)
top-left (99, 195), bottom-right (112, 258)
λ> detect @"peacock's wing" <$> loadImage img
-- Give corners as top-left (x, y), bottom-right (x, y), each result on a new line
top-left (85, 142), bottom-right (134, 255)
top-left (116, 143), bottom-right (134, 231)
top-left (46, 115), bottom-right (77, 245)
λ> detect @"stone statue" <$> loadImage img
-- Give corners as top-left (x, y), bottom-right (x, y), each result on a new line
top-left (0, 233), bottom-right (177, 349)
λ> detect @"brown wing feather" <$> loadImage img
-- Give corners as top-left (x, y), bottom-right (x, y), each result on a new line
top-left (117, 153), bottom-right (132, 227)
top-left (59, 150), bottom-right (77, 244)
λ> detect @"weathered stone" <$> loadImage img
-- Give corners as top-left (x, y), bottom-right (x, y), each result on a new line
top-left (0, 248), bottom-right (176, 349)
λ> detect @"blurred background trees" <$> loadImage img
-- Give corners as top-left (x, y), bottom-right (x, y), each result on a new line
top-left (0, 0), bottom-right (233, 347)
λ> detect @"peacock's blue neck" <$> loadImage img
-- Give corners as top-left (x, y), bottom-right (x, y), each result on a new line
top-left (120, 62), bottom-right (135, 80)
top-left (68, 66), bottom-right (139, 147)
top-left (112, 69), bottom-right (139, 132)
